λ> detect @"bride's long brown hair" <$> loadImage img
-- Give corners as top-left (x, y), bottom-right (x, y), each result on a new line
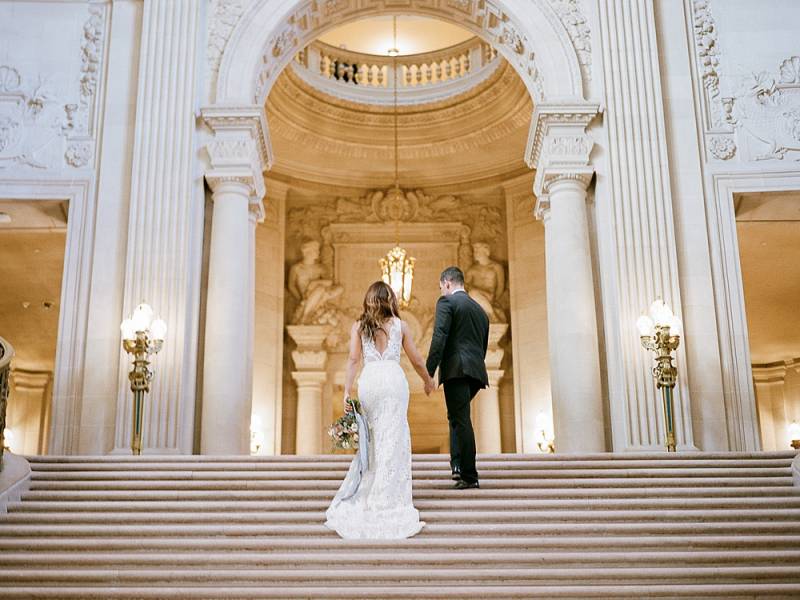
top-left (358, 281), bottom-right (400, 342)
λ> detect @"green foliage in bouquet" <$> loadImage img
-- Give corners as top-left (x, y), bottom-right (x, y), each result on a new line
top-left (327, 397), bottom-right (363, 451)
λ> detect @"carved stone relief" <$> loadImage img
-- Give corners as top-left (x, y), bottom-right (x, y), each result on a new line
top-left (0, 4), bottom-right (106, 171)
top-left (548, 0), bottom-right (591, 84)
top-left (285, 186), bottom-right (509, 351)
top-left (725, 56), bottom-right (800, 161)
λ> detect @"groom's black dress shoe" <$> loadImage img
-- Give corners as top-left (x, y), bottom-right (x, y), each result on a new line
top-left (454, 480), bottom-right (479, 490)
top-left (451, 466), bottom-right (461, 481)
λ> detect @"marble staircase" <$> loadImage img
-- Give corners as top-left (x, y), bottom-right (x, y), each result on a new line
top-left (1, 453), bottom-right (799, 598)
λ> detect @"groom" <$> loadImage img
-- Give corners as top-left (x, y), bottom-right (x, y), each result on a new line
top-left (425, 266), bottom-right (490, 490)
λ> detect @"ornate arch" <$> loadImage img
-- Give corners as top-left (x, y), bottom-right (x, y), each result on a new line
top-left (213, 0), bottom-right (590, 107)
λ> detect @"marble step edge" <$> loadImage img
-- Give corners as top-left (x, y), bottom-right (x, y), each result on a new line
top-left (2, 583), bottom-right (800, 600)
top-left (14, 486), bottom-right (800, 501)
top-left (26, 451), bottom-right (798, 462)
top-left (2, 565), bottom-right (800, 585)
top-left (11, 496), bottom-right (800, 512)
top-left (4, 534), bottom-right (800, 552)
top-left (2, 549), bottom-right (800, 567)
top-left (4, 507), bottom-right (800, 525)
top-left (2, 521), bottom-right (800, 537)
top-left (27, 468), bottom-right (793, 480)
top-left (24, 478), bottom-right (797, 491)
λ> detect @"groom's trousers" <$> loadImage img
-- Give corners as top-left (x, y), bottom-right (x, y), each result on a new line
top-left (443, 377), bottom-right (482, 485)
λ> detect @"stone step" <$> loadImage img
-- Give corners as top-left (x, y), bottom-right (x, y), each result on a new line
top-left (2, 521), bottom-right (799, 537)
top-left (26, 451), bottom-right (797, 463)
top-left (14, 486), bottom-right (800, 502)
top-left (28, 466), bottom-right (793, 479)
top-left (23, 476), bottom-right (796, 492)
top-left (10, 495), bottom-right (800, 513)
top-left (3, 534), bottom-right (799, 553)
top-left (2, 565), bottom-right (800, 586)
top-left (3, 508), bottom-right (800, 526)
top-left (3, 583), bottom-right (800, 599)
top-left (2, 549), bottom-right (799, 569)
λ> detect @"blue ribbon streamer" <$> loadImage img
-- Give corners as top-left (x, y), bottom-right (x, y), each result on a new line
top-left (339, 410), bottom-right (370, 501)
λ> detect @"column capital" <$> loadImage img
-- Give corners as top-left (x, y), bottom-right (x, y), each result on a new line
top-left (201, 105), bottom-right (272, 200)
top-left (526, 102), bottom-right (600, 198)
top-left (533, 167), bottom-right (594, 221)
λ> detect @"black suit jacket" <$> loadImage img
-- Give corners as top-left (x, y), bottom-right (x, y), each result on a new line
top-left (426, 291), bottom-right (490, 388)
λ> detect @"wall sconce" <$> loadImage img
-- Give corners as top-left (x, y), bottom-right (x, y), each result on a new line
top-left (789, 422), bottom-right (800, 450)
top-left (535, 412), bottom-right (555, 454)
top-left (637, 299), bottom-right (682, 452)
top-left (120, 303), bottom-right (166, 455)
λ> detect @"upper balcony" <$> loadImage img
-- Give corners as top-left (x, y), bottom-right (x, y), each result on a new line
top-left (292, 36), bottom-right (501, 106)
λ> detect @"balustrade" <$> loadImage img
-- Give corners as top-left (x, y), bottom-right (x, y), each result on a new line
top-left (295, 37), bottom-right (498, 90)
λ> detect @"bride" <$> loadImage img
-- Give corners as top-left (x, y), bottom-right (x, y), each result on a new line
top-left (325, 281), bottom-right (434, 539)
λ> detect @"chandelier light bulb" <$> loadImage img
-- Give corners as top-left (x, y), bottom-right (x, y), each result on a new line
top-left (131, 303), bottom-right (154, 332)
top-left (667, 314), bottom-right (683, 337)
top-left (788, 421), bottom-right (800, 440)
top-left (648, 299), bottom-right (674, 326)
top-left (636, 314), bottom-right (655, 337)
top-left (150, 318), bottom-right (167, 341)
top-left (120, 319), bottom-right (137, 341)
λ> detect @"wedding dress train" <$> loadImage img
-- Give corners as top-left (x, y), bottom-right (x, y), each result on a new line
top-left (325, 317), bottom-right (425, 539)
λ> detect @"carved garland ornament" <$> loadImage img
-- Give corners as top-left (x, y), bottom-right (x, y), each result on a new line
top-left (548, 0), bottom-right (592, 83)
top-left (692, 0), bottom-right (725, 129)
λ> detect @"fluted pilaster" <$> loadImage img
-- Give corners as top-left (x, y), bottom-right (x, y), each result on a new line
top-left (595, 0), bottom-right (694, 451)
top-left (114, 0), bottom-right (202, 454)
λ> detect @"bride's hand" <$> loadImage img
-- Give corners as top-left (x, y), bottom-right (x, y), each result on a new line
top-left (344, 395), bottom-right (354, 413)
top-left (424, 376), bottom-right (435, 396)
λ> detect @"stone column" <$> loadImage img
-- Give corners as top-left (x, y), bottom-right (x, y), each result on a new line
top-left (113, 0), bottom-right (203, 455)
top-left (287, 325), bottom-right (330, 455)
top-left (527, 104), bottom-right (605, 453)
top-left (474, 324), bottom-right (507, 454)
top-left (752, 364), bottom-right (787, 452)
top-left (199, 106), bottom-right (271, 455)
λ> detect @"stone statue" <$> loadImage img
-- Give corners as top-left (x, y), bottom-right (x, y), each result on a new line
top-left (458, 225), bottom-right (473, 272)
top-left (465, 242), bottom-right (507, 323)
top-left (287, 240), bottom-right (344, 325)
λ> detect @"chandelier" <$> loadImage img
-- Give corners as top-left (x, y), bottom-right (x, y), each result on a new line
top-left (380, 16), bottom-right (415, 308)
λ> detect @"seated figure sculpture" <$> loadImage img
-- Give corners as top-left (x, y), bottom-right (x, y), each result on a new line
top-left (288, 240), bottom-right (344, 325)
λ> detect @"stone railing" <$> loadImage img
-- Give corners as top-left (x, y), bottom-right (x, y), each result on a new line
top-left (293, 37), bottom-right (501, 104)
top-left (0, 336), bottom-right (14, 469)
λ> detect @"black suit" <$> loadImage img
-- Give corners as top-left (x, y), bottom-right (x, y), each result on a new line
top-left (426, 291), bottom-right (490, 484)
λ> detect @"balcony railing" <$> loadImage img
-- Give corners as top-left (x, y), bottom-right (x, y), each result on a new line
top-left (292, 37), bottom-right (501, 104)
top-left (0, 336), bottom-right (14, 469)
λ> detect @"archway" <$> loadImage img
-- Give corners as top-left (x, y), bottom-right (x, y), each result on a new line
top-left (199, 0), bottom-right (604, 455)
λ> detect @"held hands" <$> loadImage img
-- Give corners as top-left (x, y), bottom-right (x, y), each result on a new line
top-left (424, 374), bottom-right (436, 396)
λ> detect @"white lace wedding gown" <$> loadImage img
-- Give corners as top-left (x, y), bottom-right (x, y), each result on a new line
top-left (325, 317), bottom-right (425, 539)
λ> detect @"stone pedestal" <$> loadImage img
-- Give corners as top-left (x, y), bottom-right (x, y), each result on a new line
top-left (474, 324), bottom-right (507, 454)
top-left (287, 325), bottom-right (330, 455)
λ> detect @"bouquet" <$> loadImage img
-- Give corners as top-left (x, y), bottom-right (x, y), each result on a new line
top-left (328, 397), bottom-right (363, 451)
